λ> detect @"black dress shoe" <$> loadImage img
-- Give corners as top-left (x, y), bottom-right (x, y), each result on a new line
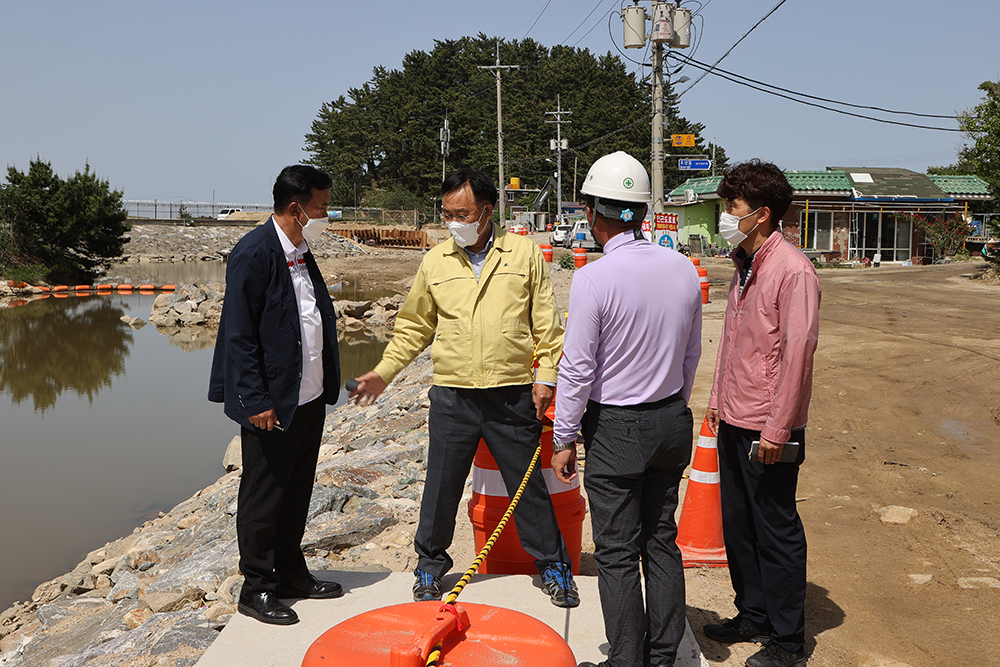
top-left (276, 574), bottom-right (344, 600)
top-left (238, 590), bottom-right (299, 625)
top-left (703, 616), bottom-right (771, 644)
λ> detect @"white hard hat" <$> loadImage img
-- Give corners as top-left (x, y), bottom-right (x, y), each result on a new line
top-left (580, 151), bottom-right (651, 203)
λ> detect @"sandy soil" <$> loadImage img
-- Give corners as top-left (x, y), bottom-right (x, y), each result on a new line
top-left (318, 239), bottom-right (1000, 667)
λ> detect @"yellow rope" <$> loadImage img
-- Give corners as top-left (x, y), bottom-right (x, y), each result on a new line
top-left (425, 442), bottom-right (543, 665)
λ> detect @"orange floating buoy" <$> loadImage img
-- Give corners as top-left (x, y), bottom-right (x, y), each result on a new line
top-left (52, 285), bottom-right (68, 292)
top-left (572, 247), bottom-right (587, 268)
top-left (7, 281), bottom-right (28, 289)
top-left (467, 393), bottom-right (586, 575)
top-left (138, 284), bottom-right (155, 291)
top-left (73, 285), bottom-right (90, 292)
top-left (116, 284), bottom-right (134, 291)
top-left (138, 289), bottom-right (155, 295)
top-left (302, 601), bottom-right (576, 667)
top-left (95, 284), bottom-right (113, 291)
top-left (36, 286), bottom-right (51, 292)
top-left (160, 284), bottom-right (176, 292)
top-left (676, 417), bottom-right (728, 567)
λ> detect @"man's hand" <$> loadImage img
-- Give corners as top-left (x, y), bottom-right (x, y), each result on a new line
top-left (532, 383), bottom-right (555, 420)
top-left (551, 448), bottom-right (578, 484)
top-left (757, 436), bottom-right (784, 464)
top-left (351, 370), bottom-right (387, 407)
top-left (249, 408), bottom-right (281, 431)
top-left (705, 407), bottom-right (720, 435)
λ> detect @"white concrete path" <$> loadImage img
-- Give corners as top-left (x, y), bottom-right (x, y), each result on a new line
top-left (195, 570), bottom-right (707, 667)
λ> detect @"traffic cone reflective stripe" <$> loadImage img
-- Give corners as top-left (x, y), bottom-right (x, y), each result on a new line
top-left (676, 417), bottom-right (728, 567)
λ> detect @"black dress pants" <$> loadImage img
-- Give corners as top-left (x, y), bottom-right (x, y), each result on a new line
top-left (237, 395), bottom-right (325, 593)
top-left (717, 421), bottom-right (806, 654)
top-left (582, 396), bottom-right (693, 667)
top-left (415, 384), bottom-right (570, 578)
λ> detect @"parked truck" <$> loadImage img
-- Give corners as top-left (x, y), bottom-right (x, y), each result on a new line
top-left (567, 219), bottom-right (601, 252)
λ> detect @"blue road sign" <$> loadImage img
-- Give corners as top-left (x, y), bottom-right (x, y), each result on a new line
top-left (678, 159), bottom-right (712, 170)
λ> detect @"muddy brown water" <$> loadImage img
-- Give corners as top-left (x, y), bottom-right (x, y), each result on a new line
top-left (0, 264), bottom-right (390, 610)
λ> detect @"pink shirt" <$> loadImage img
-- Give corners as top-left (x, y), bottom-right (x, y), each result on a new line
top-left (553, 231), bottom-right (702, 445)
top-left (709, 231), bottom-right (821, 444)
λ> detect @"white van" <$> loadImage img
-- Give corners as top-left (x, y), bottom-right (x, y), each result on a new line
top-left (217, 208), bottom-right (242, 220)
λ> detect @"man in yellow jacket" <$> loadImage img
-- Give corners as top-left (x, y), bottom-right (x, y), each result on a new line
top-left (351, 168), bottom-right (577, 607)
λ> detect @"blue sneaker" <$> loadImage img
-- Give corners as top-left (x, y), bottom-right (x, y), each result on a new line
top-left (541, 562), bottom-right (580, 608)
top-left (412, 569), bottom-right (442, 602)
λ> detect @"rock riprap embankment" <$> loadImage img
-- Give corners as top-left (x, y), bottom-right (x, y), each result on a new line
top-left (146, 282), bottom-right (406, 348)
top-left (120, 224), bottom-right (366, 263)
top-left (0, 350), bottom-right (433, 667)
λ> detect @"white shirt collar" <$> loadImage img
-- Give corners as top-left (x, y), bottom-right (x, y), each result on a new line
top-left (273, 217), bottom-right (308, 258)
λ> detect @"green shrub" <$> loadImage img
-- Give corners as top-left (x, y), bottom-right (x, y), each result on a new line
top-left (558, 252), bottom-right (575, 269)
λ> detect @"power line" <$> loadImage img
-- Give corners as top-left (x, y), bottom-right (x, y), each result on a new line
top-left (572, 2), bottom-right (620, 47)
top-left (562, 0), bottom-right (610, 44)
top-left (676, 0), bottom-right (791, 98)
top-left (522, 0), bottom-right (553, 39)
top-left (668, 53), bottom-right (962, 132)
top-left (504, 1), bottom-right (550, 40)
top-left (671, 53), bottom-right (958, 119)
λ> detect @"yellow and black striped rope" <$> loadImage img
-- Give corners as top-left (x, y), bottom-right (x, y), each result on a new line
top-left (425, 442), bottom-right (543, 665)
top-left (442, 442), bottom-right (541, 605)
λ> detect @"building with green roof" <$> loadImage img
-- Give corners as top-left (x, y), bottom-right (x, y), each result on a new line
top-left (665, 167), bottom-right (991, 262)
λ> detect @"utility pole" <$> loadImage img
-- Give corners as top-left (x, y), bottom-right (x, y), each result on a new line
top-left (651, 38), bottom-right (665, 214)
top-left (439, 115), bottom-right (450, 182)
top-left (545, 95), bottom-right (571, 224)
top-left (623, 2), bottom-right (692, 215)
top-left (479, 41), bottom-right (519, 225)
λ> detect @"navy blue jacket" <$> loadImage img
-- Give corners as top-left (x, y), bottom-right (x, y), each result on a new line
top-left (208, 218), bottom-right (340, 434)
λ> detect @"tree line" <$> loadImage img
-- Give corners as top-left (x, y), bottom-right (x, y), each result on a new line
top-left (304, 34), bottom-right (724, 213)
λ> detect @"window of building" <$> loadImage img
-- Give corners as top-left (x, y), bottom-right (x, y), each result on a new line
top-left (800, 211), bottom-right (833, 251)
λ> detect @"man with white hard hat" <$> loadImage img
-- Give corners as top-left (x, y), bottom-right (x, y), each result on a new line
top-left (553, 151), bottom-right (703, 667)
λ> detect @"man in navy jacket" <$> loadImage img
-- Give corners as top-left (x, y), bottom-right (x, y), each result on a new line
top-left (209, 165), bottom-right (342, 625)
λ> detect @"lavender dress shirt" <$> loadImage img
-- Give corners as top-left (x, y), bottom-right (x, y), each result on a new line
top-left (553, 230), bottom-right (703, 445)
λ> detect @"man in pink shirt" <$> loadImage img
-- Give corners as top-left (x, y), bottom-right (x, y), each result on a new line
top-left (703, 160), bottom-right (820, 667)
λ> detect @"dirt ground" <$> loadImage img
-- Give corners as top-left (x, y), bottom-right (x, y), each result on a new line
top-left (318, 241), bottom-right (1000, 667)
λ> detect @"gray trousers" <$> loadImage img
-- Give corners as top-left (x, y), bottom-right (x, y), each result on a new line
top-left (583, 395), bottom-right (693, 667)
top-left (416, 384), bottom-right (570, 578)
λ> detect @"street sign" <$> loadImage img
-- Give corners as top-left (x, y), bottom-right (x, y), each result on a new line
top-left (678, 159), bottom-right (711, 170)
top-left (672, 134), bottom-right (696, 147)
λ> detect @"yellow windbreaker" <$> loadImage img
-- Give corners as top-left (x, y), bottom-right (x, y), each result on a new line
top-left (373, 224), bottom-right (563, 388)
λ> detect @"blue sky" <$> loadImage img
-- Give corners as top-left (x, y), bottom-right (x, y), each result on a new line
top-left (2, 0), bottom-right (996, 206)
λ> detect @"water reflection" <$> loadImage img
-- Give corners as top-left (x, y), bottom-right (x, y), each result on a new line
top-left (0, 288), bottom-right (390, 610)
top-left (0, 297), bottom-right (132, 412)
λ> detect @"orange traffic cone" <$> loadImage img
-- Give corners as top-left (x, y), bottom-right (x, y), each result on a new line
top-left (676, 417), bottom-right (728, 567)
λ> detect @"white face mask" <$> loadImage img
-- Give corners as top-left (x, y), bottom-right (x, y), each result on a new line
top-left (446, 207), bottom-right (487, 247)
top-left (296, 204), bottom-right (329, 240)
top-left (719, 207), bottom-right (760, 245)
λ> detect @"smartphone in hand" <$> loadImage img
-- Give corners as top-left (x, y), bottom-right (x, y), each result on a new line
top-left (749, 440), bottom-right (800, 463)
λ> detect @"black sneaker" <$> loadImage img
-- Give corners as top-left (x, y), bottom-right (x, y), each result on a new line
top-left (412, 569), bottom-right (442, 602)
top-left (703, 616), bottom-right (771, 644)
top-left (746, 642), bottom-right (807, 667)
top-left (540, 562), bottom-right (580, 608)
